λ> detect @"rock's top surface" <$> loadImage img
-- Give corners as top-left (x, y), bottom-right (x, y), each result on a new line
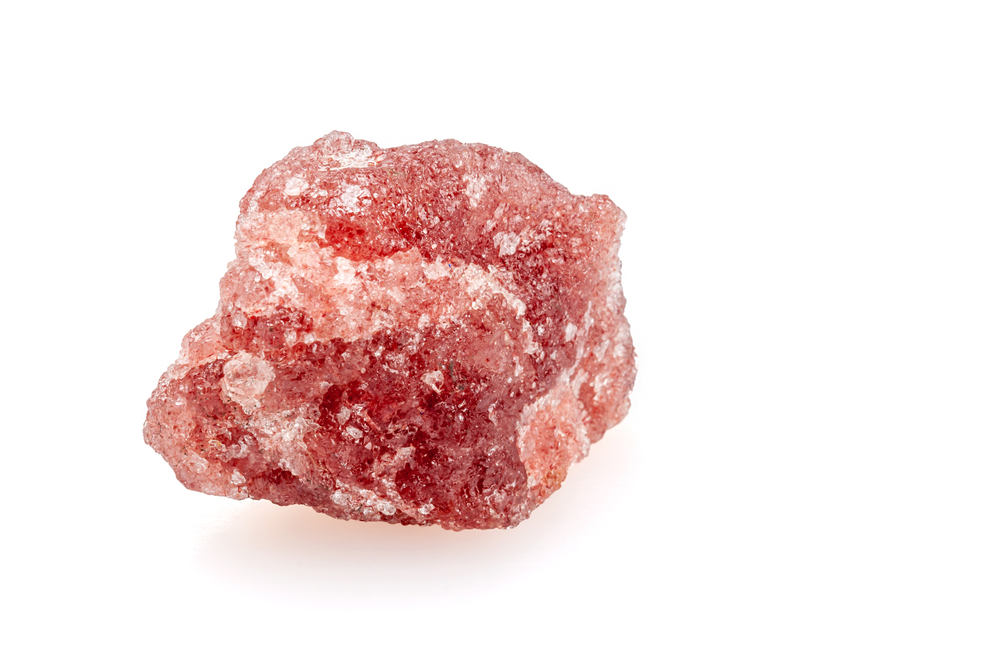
top-left (144, 131), bottom-right (635, 530)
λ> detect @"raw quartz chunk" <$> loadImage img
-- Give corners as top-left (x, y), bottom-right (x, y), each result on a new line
top-left (144, 131), bottom-right (635, 530)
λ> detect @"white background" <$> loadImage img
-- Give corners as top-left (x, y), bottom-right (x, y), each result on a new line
top-left (2, 1), bottom-right (998, 661)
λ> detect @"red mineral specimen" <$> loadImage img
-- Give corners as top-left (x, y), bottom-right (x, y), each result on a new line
top-left (144, 131), bottom-right (635, 530)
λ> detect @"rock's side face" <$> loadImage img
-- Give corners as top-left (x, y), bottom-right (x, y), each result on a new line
top-left (144, 131), bottom-right (635, 530)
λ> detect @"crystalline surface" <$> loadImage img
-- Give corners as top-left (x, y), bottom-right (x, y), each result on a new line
top-left (144, 131), bottom-right (635, 530)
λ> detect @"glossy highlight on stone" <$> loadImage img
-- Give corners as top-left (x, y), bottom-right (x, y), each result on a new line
top-left (144, 131), bottom-right (635, 530)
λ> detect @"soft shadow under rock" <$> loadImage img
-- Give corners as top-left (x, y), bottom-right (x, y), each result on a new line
top-left (196, 422), bottom-right (637, 605)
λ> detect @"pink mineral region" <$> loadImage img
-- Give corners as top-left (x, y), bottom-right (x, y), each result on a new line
top-left (144, 131), bottom-right (635, 530)
top-left (7, 3), bottom-right (999, 661)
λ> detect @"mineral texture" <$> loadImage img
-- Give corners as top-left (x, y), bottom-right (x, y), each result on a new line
top-left (144, 131), bottom-right (635, 530)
